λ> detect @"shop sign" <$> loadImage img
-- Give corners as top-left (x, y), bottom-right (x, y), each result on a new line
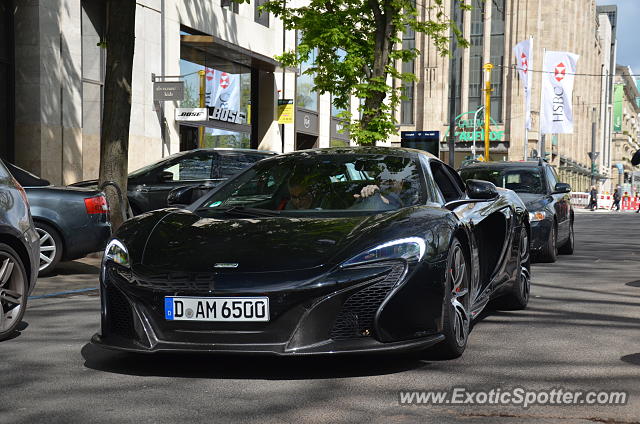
top-left (208, 107), bottom-right (246, 124)
top-left (444, 111), bottom-right (505, 142)
top-left (278, 99), bottom-right (294, 124)
top-left (175, 108), bottom-right (207, 121)
top-left (153, 81), bottom-right (184, 101)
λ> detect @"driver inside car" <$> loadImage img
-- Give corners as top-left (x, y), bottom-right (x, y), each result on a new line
top-left (352, 165), bottom-right (405, 210)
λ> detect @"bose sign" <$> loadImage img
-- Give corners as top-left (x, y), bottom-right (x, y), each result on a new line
top-left (175, 108), bottom-right (207, 121)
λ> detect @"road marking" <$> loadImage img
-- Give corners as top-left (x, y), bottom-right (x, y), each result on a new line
top-left (29, 288), bottom-right (98, 300)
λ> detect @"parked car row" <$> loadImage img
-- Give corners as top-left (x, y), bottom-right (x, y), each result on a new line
top-left (0, 148), bottom-right (276, 340)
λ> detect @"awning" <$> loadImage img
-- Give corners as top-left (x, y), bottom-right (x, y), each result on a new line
top-left (181, 35), bottom-right (293, 73)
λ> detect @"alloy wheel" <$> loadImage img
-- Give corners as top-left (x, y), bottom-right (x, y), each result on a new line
top-left (37, 227), bottom-right (57, 272)
top-left (0, 255), bottom-right (24, 333)
top-left (449, 245), bottom-right (469, 347)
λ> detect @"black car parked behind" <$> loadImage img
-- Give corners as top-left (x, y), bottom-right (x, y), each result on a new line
top-left (71, 148), bottom-right (276, 214)
top-left (460, 160), bottom-right (574, 263)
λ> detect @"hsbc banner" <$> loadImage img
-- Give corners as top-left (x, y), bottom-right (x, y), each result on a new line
top-left (205, 68), bottom-right (241, 111)
top-left (513, 39), bottom-right (533, 130)
top-left (540, 51), bottom-right (579, 134)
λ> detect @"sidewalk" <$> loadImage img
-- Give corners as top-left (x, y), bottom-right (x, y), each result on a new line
top-left (574, 207), bottom-right (638, 214)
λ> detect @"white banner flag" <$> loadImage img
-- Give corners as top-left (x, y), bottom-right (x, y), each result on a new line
top-left (513, 39), bottom-right (533, 130)
top-left (205, 68), bottom-right (241, 110)
top-left (540, 51), bottom-right (579, 134)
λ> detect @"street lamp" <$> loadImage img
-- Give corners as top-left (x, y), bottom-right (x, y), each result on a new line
top-left (472, 106), bottom-right (484, 159)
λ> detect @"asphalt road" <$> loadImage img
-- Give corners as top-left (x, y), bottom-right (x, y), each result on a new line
top-left (1, 212), bottom-right (639, 423)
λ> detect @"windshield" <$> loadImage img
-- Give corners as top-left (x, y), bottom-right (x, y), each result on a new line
top-left (460, 168), bottom-right (546, 194)
top-left (197, 153), bottom-right (425, 215)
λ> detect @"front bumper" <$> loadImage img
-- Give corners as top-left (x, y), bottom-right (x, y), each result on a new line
top-left (93, 260), bottom-right (446, 355)
top-left (529, 218), bottom-right (552, 252)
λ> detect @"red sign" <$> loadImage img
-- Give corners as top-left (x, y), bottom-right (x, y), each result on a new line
top-left (220, 72), bottom-right (230, 89)
top-left (520, 53), bottom-right (528, 75)
top-left (554, 63), bottom-right (566, 82)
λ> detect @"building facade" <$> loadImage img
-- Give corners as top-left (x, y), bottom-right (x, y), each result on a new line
top-left (394, 0), bottom-right (615, 192)
top-left (610, 65), bottom-right (640, 188)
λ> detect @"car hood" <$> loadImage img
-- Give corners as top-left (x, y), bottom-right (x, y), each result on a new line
top-left (140, 210), bottom-right (381, 273)
top-left (516, 192), bottom-right (550, 211)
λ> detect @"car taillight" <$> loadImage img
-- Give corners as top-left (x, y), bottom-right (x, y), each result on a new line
top-left (84, 195), bottom-right (109, 214)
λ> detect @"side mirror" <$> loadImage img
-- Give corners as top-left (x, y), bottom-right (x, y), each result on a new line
top-left (167, 186), bottom-right (196, 207)
top-left (466, 179), bottom-right (499, 200)
top-left (632, 149), bottom-right (640, 166)
top-left (554, 182), bottom-right (571, 194)
top-left (160, 170), bottom-right (174, 182)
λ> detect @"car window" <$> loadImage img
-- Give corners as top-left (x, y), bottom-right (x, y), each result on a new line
top-left (197, 154), bottom-right (425, 214)
top-left (216, 153), bottom-right (271, 179)
top-left (546, 166), bottom-right (558, 192)
top-left (430, 161), bottom-right (463, 203)
top-left (160, 154), bottom-right (213, 181)
top-left (460, 167), bottom-right (545, 194)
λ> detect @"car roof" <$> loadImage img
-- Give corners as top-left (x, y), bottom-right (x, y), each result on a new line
top-left (277, 146), bottom-right (438, 160)
top-left (461, 160), bottom-right (546, 170)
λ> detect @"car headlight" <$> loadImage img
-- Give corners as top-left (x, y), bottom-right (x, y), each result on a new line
top-left (529, 211), bottom-right (546, 222)
top-left (342, 237), bottom-right (426, 267)
top-left (104, 239), bottom-right (130, 268)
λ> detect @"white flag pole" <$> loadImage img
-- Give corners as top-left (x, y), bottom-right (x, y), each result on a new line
top-left (538, 47), bottom-right (546, 159)
top-left (524, 36), bottom-right (533, 161)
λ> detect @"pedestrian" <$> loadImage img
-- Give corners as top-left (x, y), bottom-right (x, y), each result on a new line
top-left (611, 185), bottom-right (621, 211)
top-left (588, 185), bottom-right (598, 211)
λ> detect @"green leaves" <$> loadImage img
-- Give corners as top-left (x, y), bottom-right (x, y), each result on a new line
top-left (261, 0), bottom-right (467, 145)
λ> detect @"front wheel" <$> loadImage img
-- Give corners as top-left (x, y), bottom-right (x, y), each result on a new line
top-left (428, 238), bottom-right (470, 359)
top-left (558, 219), bottom-right (574, 255)
top-left (0, 243), bottom-right (28, 341)
top-left (497, 227), bottom-right (531, 310)
top-left (538, 223), bottom-right (557, 263)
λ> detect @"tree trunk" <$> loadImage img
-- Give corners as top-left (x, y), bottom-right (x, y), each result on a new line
top-left (99, 0), bottom-right (136, 231)
top-left (360, 2), bottom-right (398, 140)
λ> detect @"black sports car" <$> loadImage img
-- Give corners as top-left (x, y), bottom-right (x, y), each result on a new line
top-left (460, 160), bottom-right (573, 263)
top-left (93, 147), bottom-right (530, 358)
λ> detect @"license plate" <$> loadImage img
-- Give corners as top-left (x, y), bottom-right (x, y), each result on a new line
top-left (164, 296), bottom-right (269, 322)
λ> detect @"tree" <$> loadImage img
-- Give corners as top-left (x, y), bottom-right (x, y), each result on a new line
top-left (99, 0), bottom-right (136, 230)
top-left (259, 0), bottom-right (468, 145)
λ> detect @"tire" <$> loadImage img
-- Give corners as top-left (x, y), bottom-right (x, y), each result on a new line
top-left (0, 243), bottom-right (29, 341)
top-left (428, 238), bottom-right (470, 359)
top-left (558, 218), bottom-right (574, 255)
top-left (537, 222), bottom-right (557, 263)
top-left (497, 227), bottom-right (531, 310)
top-left (35, 222), bottom-right (63, 276)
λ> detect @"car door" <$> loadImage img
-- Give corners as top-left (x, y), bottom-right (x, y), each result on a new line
top-left (429, 160), bottom-right (512, 302)
top-left (546, 165), bottom-right (569, 242)
top-left (141, 152), bottom-right (217, 211)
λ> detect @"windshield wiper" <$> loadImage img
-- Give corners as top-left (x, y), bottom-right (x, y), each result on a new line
top-left (197, 205), bottom-right (281, 217)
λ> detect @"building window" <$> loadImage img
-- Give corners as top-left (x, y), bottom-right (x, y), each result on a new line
top-left (254, 0), bottom-right (269, 27)
top-left (468, 0), bottom-right (484, 114)
top-left (221, 0), bottom-right (239, 14)
top-left (296, 32), bottom-right (318, 112)
top-left (448, 0), bottom-right (464, 120)
top-left (401, 20), bottom-right (415, 125)
top-left (489, 0), bottom-right (505, 123)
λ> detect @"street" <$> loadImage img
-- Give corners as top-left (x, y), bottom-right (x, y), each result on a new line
top-left (1, 212), bottom-right (639, 424)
